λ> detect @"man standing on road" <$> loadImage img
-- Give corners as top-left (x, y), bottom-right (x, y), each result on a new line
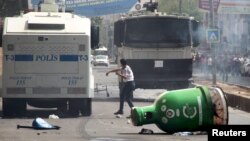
top-left (106, 59), bottom-right (135, 117)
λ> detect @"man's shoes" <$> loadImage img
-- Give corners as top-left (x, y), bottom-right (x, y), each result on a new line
top-left (114, 111), bottom-right (123, 115)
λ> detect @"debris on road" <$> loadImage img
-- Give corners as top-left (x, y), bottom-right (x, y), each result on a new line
top-left (49, 114), bottom-right (59, 119)
top-left (139, 128), bottom-right (154, 134)
top-left (17, 117), bottom-right (60, 130)
top-left (115, 114), bottom-right (122, 118)
top-left (127, 119), bottom-right (131, 124)
top-left (174, 132), bottom-right (193, 136)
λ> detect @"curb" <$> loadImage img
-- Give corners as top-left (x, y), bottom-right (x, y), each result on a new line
top-left (224, 82), bottom-right (250, 89)
top-left (225, 93), bottom-right (250, 113)
top-left (93, 97), bottom-right (155, 102)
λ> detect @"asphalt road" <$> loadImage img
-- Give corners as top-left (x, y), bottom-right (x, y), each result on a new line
top-left (0, 64), bottom-right (249, 141)
top-left (0, 100), bottom-right (250, 141)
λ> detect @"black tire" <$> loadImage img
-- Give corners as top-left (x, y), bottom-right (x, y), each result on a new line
top-left (2, 98), bottom-right (15, 117)
top-left (68, 99), bottom-right (80, 117)
top-left (15, 99), bottom-right (27, 117)
top-left (68, 98), bottom-right (92, 117)
top-left (80, 98), bottom-right (92, 116)
top-left (57, 101), bottom-right (68, 117)
top-left (2, 98), bottom-right (26, 118)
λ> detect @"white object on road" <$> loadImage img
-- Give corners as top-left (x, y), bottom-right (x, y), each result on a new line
top-left (115, 114), bottom-right (122, 118)
top-left (49, 114), bottom-right (59, 119)
top-left (127, 119), bottom-right (131, 124)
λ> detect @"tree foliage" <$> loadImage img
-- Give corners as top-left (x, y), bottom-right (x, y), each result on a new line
top-left (91, 17), bottom-right (103, 26)
top-left (157, 0), bottom-right (203, 21)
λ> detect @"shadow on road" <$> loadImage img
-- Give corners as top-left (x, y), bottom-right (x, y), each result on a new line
top-left (0, 109), bottom-right (87, 119)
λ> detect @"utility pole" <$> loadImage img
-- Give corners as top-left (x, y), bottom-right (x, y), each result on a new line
top-left (179, 0), bottom-right (182, 14)
top-left (209, 0), bottom-right (216, 86)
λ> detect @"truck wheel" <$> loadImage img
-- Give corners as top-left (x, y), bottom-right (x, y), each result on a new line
top-left (57, 101), bottom-right (68, 117)
top-left (2, 98), bottom-right (26, 117)
top-left (2, 98), bottom-right (15, 117)
top-left (15, 99), bottom-right (27, 117)
top-left (68, 99), bottom-right (80, 117)
top-left (80, 98), bottom-right (92, 116)
top-left (68, 99), bottom-right (92, 117)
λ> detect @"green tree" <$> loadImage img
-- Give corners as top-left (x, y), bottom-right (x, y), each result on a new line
top-left (91, 16), bottom-right (103, 26)
top-left (157, 0), bottom-right (203, 21)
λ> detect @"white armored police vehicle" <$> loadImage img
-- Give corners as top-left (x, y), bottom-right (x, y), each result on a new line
top-left (1, 0), bottom-right (99, 117)
top-left (114, 13), bottom-right (200, 90)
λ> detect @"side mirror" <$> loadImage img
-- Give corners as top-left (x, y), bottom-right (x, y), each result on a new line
top-left (91, 26), bottom-right (99, 50)
top-left (192, 20), bottom-right (201, 47)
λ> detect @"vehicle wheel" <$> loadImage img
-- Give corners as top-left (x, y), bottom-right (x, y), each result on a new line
top-left (2, 98), bottom-right (26, 117)
top-left (15, 99), bottom-right (27, 117)
top-left (57, 101), bottom-right (68, 117)
top-left (2, 98), bottom-right (15, 117)
top-left (68, 99), bottom-right (80, 117)
top-left (80, 98), bottom-right (92, 116)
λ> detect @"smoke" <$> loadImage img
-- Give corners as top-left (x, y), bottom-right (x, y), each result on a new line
top-left (193, 13), bottom-right (250, 79)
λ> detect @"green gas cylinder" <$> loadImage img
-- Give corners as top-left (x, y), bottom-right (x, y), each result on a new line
top-left (131, 86), bottom-right (228, 133)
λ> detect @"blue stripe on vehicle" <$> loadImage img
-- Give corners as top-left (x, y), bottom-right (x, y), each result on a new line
top-left (60, 55), bottom-right (78, 61)
top-left (15, 55), bottom-right (33, 61)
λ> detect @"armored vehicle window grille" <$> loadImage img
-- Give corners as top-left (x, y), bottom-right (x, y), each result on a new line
top-left (28, 23), bottom-right (65, 30)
